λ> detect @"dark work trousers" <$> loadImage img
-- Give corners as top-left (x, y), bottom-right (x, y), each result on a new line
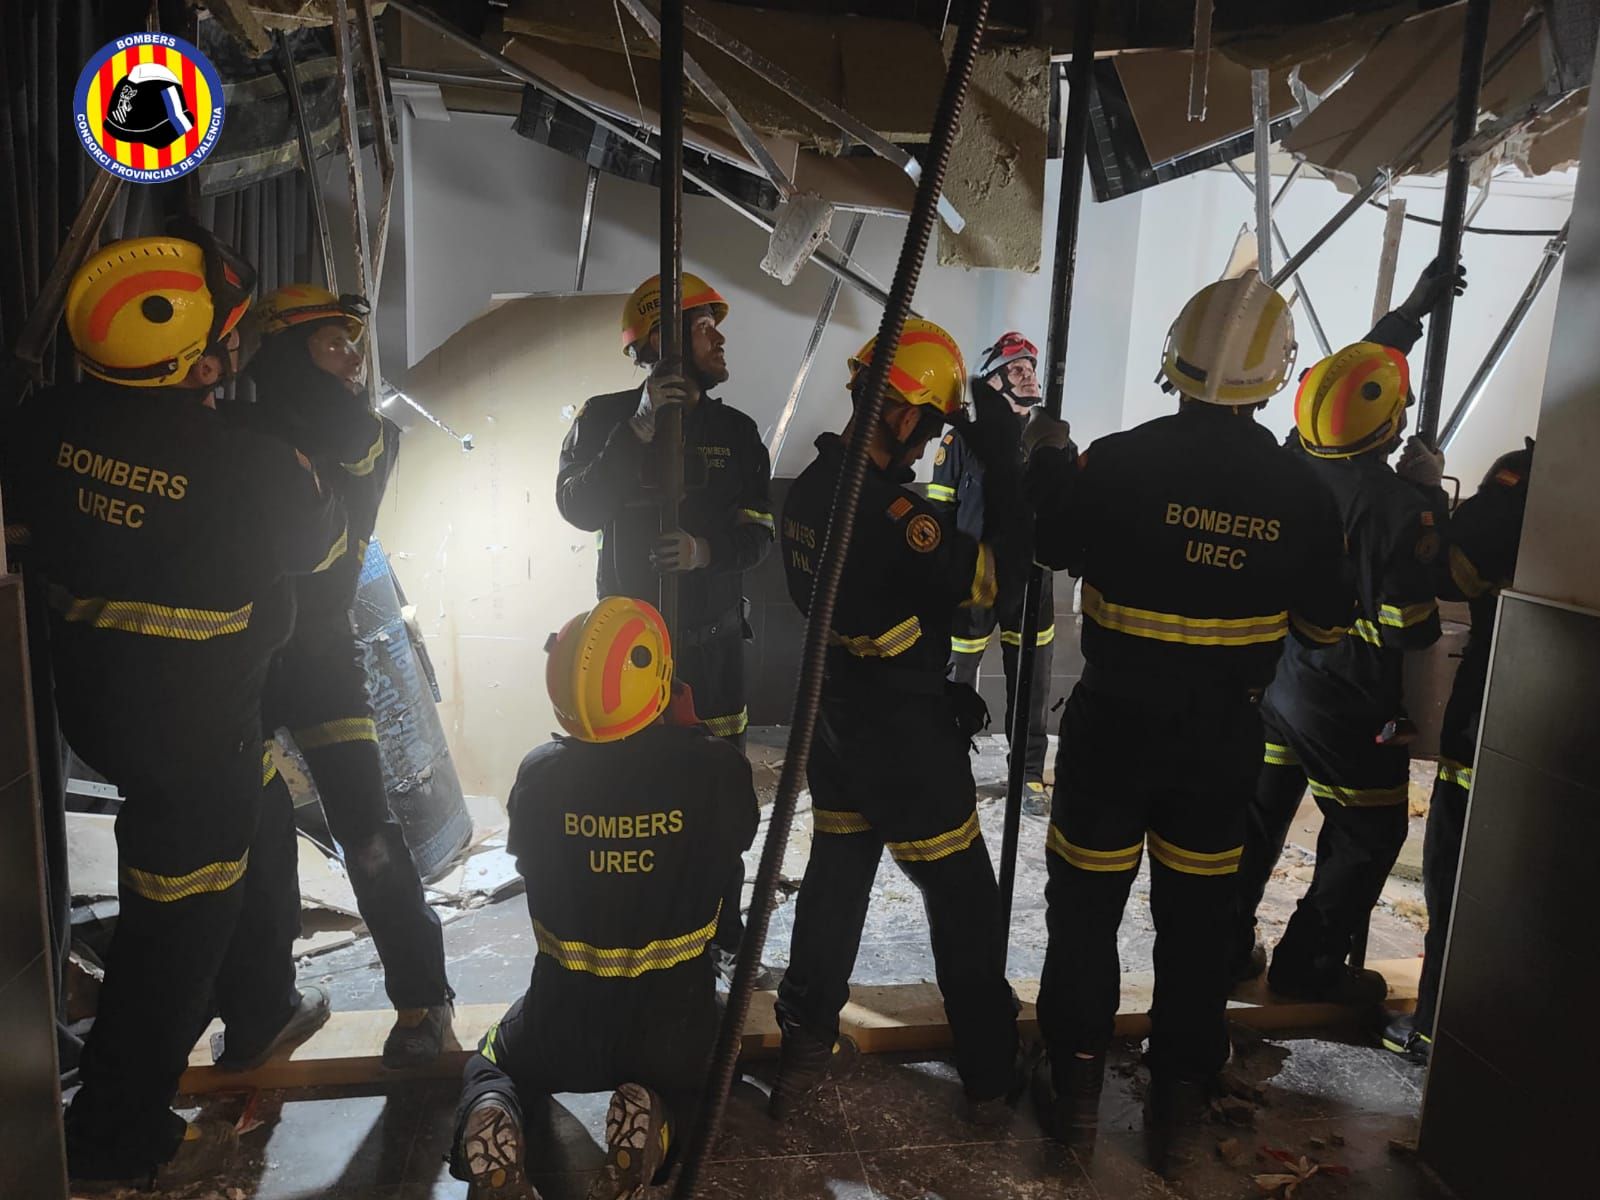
top-left (451, 964), bottom-right (719, 1180)
top-left (678, 626), bottom-right (749, 956)
top-left (776, 688), bottom-right (1018, 1100)
top-left (1414, 770), bottom-right (1469, 1036)
top-left (63, 727), bottom-right (299, 1177)
top-left (1232, 711), bottom-right (1409, 989)
top-left (947, 579), bottom-right (1055, 785)
top-left (1037, 680), bottom-right (1260, 1083)
top-left (264, 623), bottom-right (451, 1010)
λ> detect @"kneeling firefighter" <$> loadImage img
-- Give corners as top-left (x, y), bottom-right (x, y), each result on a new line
top-left (774, 318), bottom-right (1025, 1124)
top-left (930, 331), bottom-right (1069, 817)
top-left (451, 597), bottom-right (757, 1200)
top-left (1, 232), bottom-right (347, 1187)
top-left (231, 285), bottom-right (455, 1067)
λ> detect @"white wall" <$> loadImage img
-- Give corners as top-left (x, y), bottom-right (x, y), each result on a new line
top-left (389, 107), bottom-right (1572, 492)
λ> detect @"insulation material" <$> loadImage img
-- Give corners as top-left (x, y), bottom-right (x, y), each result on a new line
top-left (937, 45), bottom-right (1050, 272)
top-left (1115, 51), bottom-right (1295, 167)
top-left (503, 0), bottom-right (943, 147)
top-left (1283, 0), bottom-right (1572, 186)
top-left (374, 294), bottom-right (637, 799)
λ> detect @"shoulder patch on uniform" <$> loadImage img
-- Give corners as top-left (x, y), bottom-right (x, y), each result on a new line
top-left (934, 444), bottom-right (947, 467)
top-left (906, 512), bottom-right (942, 553)
top-left (887, 496), bottom-right (914, 522)
top-left (1494, 468), bottom-right (1522, 488)
top-left (1415, 531), bottom-right (1441, 564)
top-left (1420, 510), bottom-right (1435, 527)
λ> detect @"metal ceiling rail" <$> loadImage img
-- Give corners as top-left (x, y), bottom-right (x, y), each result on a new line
top-left (277, 31), bottom-right (339, 289)
top-left (386, 0), bottom-right (893, 308)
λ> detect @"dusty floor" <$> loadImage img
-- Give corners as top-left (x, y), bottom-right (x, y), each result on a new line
top-left (93, 730), bottom-right (1436, 1199)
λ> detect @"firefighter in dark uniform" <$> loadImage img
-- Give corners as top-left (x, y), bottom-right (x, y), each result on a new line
top-left (1231, 260), bottom-right (1466, 1007)
top-left (774, 319), bottom-right (1023, 1123)
top-left (1, 234), bottom-right (348, 1187)
top-left (1025, 273), bottom-right (1351, 1156)
top-left (931, 332), bottom-right (1066, 816)
top-left (229, 285), bottom-right (454, 1068)
top-left (1383, 439), bottom-right (1532, 1062)
top-left (556, 273), bottom-right (771, 966)
top-left (449, 597), bottom-right (757, 1200)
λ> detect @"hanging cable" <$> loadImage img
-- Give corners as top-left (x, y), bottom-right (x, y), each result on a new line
top-left (667, 2), bottom-right (995, 1196)
top-left (1364, 197), bottom-right (1563, 238)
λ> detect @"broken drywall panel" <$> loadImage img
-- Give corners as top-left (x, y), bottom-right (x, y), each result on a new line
top-left (1116, 51), bottom-right (1295, 168)
top-left (937, 45), bottom-right (1051, 272)
top-left (66, 812), bottom-right (118, 900)
top-left (1284, 0), bottom-right (1559, 187)
top-left (298, 834), bottom-right (362, 917)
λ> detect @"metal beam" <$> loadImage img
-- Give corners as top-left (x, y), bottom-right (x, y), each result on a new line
top-left (616, 0), bottom-right (795, 199)
top-left (998, 0), bottom-right (1096, 940)
top-left (1188, 0), bottom-right (1214, 121)
top-left (332, 0), bottom-right (378, 402)
top-left (1438, 221), bottom-right (1568, 451)
top-left (575, 166), bottom-right (600, 290)
top-left (1418, 0), bottom-right (1495, 445)
top-left (353, 0), bottom-right (397, 304)
top-left (277, 30), bottom-right (338, 290)
top-left (682, 5), bottom-right (964, 232)
top-left (1225, 161), bottom-right (1330, 356)
top-left (768, 213), bottom-right (866, 473)
top-left (386, 1), bottom-right (893, 308)
top-left (655, 0), bottom-right (686, 644)
top-left (1252, 69), bottom-right (1273, 281)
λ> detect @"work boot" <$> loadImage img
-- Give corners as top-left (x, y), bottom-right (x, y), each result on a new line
top-left (1381, 1014), bottom-right (1433, 1064)
top-left (383, 1003), bottom-right (455, 1069)
top-left (1033, 1050), bottom-right (1105, 1156)
top-left (1267, 959), bottom-right (1388, 1007)
top-left (71, 1118), bottom-right (241, 1193)
top-left (963, 1041), bottom-right (1038, 1129)
top-left (457, 1092), bottom-right (538, 1199)
top-left (1022, 781), bottom-right (1052, 819)
top-left (1229, 941), bottom-right (1268, 986)
top-left (213, 984), bottom-right (332, 1071)
top-left (586, 1083), bottom-right (670, 1200)
top-left (1144, 1073), bottom-right (1212, 1178)
top-left (769, 1018), bottom-right (859, 1119)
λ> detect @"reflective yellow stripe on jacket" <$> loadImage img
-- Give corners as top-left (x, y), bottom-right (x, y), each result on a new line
top-left (123, 852), bottom-right (250, 902)
top-left (962, 545), bottom-right (998, 609)
top-left (50, 585), bottom-right (252, 641)
top-left (830, 616), bottom-right (921, 658)
top-left (1380, 600), bottom-right (1437, 629)
top-left (1290, 613), bottom-right (1346, 645)
top-left (702, 708), bottom-right (749, 738)
top-left (1000, 624), bottom-right (1056, 648)
top-left (342, 427), bottom-right (386, 477)
top-left (1448, 546), bottom-right (1491, 599)
top-left (1437, 759), bottom-right (1474, 790)
top-left (294, 717), bottom-right (378, 750)
top-left (312, 524), bottom-right (350, 573)
top-left (533, 903), bottom-right (721, 978)
top-left (926, 483), bottom-right (957, 504)
top-left (1308, 778), bottom-right (1408, 807)
top-left (1082, 584), bottom-right (1286, 647)
top-left (951, 633), bottom-right (991, 655)
top-left (1263, 741), bottom-right (1298, 767)
top-left (740, 508), bottom-right (775, 532)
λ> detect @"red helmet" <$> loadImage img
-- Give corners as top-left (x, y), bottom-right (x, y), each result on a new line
top-left (978, 331), bottom-right (1038, 378)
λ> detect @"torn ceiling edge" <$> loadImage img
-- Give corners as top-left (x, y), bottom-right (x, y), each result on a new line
top-left (1115, 52), bottom-right (1298, 168)
top-left (1283, 0), bottom-right (1585, 188)
top-left (501, 0), bottom-right (943, 147)
top-left (209, 0), bottom-right (392, 56)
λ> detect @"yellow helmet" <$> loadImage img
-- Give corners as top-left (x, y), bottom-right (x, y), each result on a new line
top-left (1294, 341), bottom-right (1411, 459)
top-left (65, 235), bottom-right (254, 388)
top-left (251, 284), bottom-right (369, 341)
top-left (545, 596), bottom-right (673, 743)
top-left (846, 318), bottom-right (966, 416)
top-left (1160, 271), bottom-right (1297, 404)
top-left (621, 272), bottom-right (729, 355)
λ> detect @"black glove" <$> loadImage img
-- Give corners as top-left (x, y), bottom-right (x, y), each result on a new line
top-left (945, 680), bottom-right (991, 743)
top-left (1398, 255), bottom-right (1468, 323)
top-left (955, 377), bottom-right (1023, 474)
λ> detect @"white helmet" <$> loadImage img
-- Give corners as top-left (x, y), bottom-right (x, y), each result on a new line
top-left (1159, 271), bottom-right (1297, 405)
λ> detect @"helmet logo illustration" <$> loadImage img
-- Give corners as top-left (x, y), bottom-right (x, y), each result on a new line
top-left (74, 34), bottom-right (224, 183)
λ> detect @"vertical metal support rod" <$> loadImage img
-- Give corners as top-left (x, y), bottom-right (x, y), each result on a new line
top-left (332, 0), bottom-right (378, 403)
top-left (1271, 160), bottom-right (1303, 212)
top-left (1225, 161), bottom-right (1331, 357)
top-left (1420, 0), bottom-right (1493, 445)
top-left (1188, 0), bottom-right (1214, 121)
top-left (998, 0), bottom-right (1096, 938)
top-left (1439, 221), bottom-right (1568, 451)
top-left (276, 30), bottom-right (338, 290)
top-left (655, 0), bottom-right (686, 645)
top-left (1372, 197), bottom-right (1407, 326)
top-left (575, 166), bottom-right (600, 290)
top-left (769, 213), bottom-right (867, 473)
top-left (1252, 68), bottom-right (1274, 281)
top-left (353, 0), bottom-right (397, 304)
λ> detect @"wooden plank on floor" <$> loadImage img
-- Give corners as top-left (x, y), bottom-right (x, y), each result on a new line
top-left (178, 958), bottom-right (1420, 1094)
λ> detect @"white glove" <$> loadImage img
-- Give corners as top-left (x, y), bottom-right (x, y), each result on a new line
top-left (1021, 409), bottom-right (1072, 458)
top-left (651, 529), bottom-right (711, 573)
top-left (630, 368), bottom-right (693, 443)
top-left (1395, 436), bottom-right (1445, 487)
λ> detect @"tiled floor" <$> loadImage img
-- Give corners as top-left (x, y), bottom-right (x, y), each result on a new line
top-left (136, 1029), bottom-right (1443, 1200)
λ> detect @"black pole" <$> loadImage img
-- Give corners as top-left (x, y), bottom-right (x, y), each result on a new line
top-left (670, 3), bottom-right (994, 1194)
top-left (1417, 0), bottom-right (1493, 445)
top-left (656, 0), bottom-right (686, 643)
top-left (997, 1), bottom-right (1096, 940)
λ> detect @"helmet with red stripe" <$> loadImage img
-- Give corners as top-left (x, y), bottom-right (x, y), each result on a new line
top-left (978, 330), bottom-right (1042, 407)
top-left (545, 596), bottom-right (674, 744)
top-left (846, 318), bottom-right (966, 417)
top-left (1294, 341), bottom-right (1411, 459)
top-left (621, 272), bottom-right (729, 357)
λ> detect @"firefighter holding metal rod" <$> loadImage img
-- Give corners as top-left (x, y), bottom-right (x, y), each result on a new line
top-left (1025, 273), bottom-right (1351, 1160)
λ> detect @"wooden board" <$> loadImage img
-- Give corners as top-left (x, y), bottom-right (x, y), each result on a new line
top-left (178, 958), bottom-right (1420, 1094)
